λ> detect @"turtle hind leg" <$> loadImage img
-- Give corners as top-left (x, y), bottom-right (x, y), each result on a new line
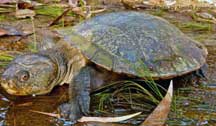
top-left (195, 63), bottom-right (208, 79)
top-left (59, 66), bottom-right (91, 122)
top-left (193, 63), bottom-right (208, 86)
top-left (173, 64), bottom-right (208, 87)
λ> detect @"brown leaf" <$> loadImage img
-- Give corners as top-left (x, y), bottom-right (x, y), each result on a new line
top-left (18, 2), bottom-right (34, 9)
top-left (78, 112), bottom-right (141, 122)
top-left (0, 25), bottom-right (24, 36)
top-left (69, 0), bottom-right (78, 7)
top-left (17, 1), bottom-right (43, 9)
top-left (0, 28), bottom-right (8, 36)
top-left (0, 0), bottom-right (16, 4)
top-left (141, 80), bottom-right (173, 126)
top-left (75, 122), bottom-right (130, 126)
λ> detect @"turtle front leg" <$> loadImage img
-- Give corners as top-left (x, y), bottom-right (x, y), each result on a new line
top-left (60, 66), bottom-right (91, 122)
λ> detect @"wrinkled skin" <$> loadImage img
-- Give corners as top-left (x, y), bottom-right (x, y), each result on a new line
top-left (0, 47), bottom-right (123, 123)
top-left (1, 54), bottom-right (57, 95)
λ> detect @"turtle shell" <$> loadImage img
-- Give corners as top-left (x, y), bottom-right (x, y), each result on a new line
top-left (56, 11), bottom-right (207, 80)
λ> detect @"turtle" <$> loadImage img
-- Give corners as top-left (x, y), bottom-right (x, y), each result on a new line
top-left (1, 11), bottom-right (207, 122)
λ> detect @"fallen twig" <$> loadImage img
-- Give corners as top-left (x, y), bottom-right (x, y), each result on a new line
top-left (91, 8), bottom-right (106, 14)
top-left (30, 110), bottom-right (61, 118)
top-left (48, 8), bottom-right (71, 27)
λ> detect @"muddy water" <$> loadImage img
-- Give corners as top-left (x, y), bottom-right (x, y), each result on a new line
top-left (0, 85), bottom-right (68, 126)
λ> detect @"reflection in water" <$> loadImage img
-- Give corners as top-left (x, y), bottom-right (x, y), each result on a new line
top-left (0, 85), bottom-right (68, 126)
top-left (0, 94), bottom-right (8, 126)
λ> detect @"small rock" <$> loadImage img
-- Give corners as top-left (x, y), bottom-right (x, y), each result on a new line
top-left (196, 120), bottom-right (208, 126)
top-left (196, 12), bottom-right (216, 20)
top-left (15, 9), bottom-right (36, 19)
top-left (182, 100), bottom-right (190, 106)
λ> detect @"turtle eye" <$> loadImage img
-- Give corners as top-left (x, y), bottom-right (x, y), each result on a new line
top-left (17, 70), bottom-right (30, 82)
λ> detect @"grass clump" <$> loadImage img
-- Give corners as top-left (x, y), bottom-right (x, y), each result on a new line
top-left (0, 52), bottom-right (14, 61)
top-left (0, 15), bottom-right (6, 21)
top-left (91, 80), bottom-right (165, 115)
top-left (0, 52), bottom-right (14, 66)
top-left (150, 9), bottom-right (167, 17)
top-left (179, 22), bottom-right (212, 31)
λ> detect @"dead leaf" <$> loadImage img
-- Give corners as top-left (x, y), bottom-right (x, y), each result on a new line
top-left (69, 0), bottom-right (78, 7)
top-left (71, 7), bottom-right (86, 17)
top-left (141, 80), bottom-right (173, 126)
top-left (15, 9), bottom-right (36, 19)
top-left (90, 8), bottom-right (106, 14)
top-left (0, 25), bottom-right (24, 36)
top-left (213, 9), bottom-right (216, 14)
top-left (122, 0), bottom-right (143, 8)
top-left (196, 12), bottom-right (216, 20)
top-left (18, 1), bottom-right (43, 9)
top-left (0, 28), bottom-right (8, 36)
top-left (75, 122), bottom-right (130, 126)
top-left (0, 0), bottom-right (16, 4)
top-left (18, 2), bottom-right (34, 9)
top-left (78, 112), bottom-right (141, 122)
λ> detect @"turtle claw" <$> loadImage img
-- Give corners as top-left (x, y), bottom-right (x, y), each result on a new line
top-left (59, 94), bottom-right (90, 122)
top-left (59, 102), bottom-right (81, 122)
top-left (59, 103), bottom-right (71, 119)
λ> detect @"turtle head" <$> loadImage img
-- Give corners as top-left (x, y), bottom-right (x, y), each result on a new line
top-left (1, 54), bottom-right (57, 96)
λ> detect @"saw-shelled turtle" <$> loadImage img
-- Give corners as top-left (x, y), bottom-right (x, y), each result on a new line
top-left (1, 11), bottom-right (207, 121)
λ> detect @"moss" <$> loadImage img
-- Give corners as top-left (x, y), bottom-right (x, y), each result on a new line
top-left (36, 6), bottom-right (64, 17)
top-left (193, 34), bottom-right (212, 42)
top-left (0, 14), bottom-right (16, 21)
top-left (150, 9), bottom-right (167, 17)
top-left (0, 15), bottom-right (6, 21)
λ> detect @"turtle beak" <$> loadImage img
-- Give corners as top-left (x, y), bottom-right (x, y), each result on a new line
top-left (1, 75), bottom-right (18, 95)
top-left (1, 74), bottom-right (30, 95)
